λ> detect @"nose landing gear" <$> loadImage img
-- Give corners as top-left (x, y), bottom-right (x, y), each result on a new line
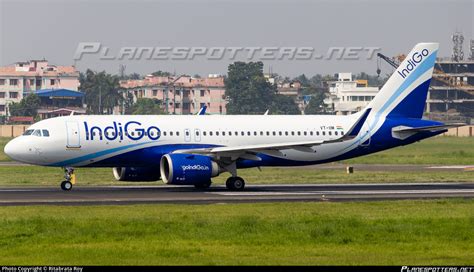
top-left (60, 167), bottom-right (75, 191)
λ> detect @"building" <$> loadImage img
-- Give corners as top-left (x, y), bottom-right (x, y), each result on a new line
top-left (427, 58), bottom-right (474, 123)
top-left (324, 73), bottom-right (379, 115)
top-left (120, 75), bottom-right (227, 114)
top-left (35, 89), bottom-right (85, 119)
top-left (0, 59), bottom-right (80, 117)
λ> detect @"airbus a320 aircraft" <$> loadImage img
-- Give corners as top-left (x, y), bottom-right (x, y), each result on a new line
top-left (4, 43), bottom-right (461, 191)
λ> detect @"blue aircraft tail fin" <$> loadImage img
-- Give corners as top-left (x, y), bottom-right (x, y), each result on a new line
top-left (366, 43), bottom-right (439, 119)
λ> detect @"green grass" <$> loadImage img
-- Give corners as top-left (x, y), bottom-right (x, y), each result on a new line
top-left (0, 200), bottom-right (472, 265)
top-left (0, 165), bottom-right (472, 186)
top-left (0, 137), bottom-right (11, 162)
top-left (345, 136), bottom-right (474, 165)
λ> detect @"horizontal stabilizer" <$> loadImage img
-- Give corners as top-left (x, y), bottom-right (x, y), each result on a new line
top-left (392, 123), bottom-right (465, 140)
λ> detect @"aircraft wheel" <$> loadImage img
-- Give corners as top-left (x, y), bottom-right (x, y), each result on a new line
top-left (60, 180), bottom-right (73, 191)
top-left (226, 176), bottom-right (245, 191)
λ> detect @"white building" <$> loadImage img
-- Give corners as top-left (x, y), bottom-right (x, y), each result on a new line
top-left (324, 73), bottom-right (379, 115)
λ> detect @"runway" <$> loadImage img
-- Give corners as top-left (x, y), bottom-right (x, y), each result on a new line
top-left (0, 182), bottom-right (473, 206)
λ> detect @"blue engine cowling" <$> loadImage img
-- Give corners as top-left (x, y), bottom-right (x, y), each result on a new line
top-left (112, 167), bottom-right (160, 182)
top-left (160, 154), bottom-right (220, 185)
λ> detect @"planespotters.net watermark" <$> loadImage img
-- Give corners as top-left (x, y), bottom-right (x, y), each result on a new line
top-left (73, 42), bottom-right (381, 61)
top-left (401, 267), bottom-right (474, 272)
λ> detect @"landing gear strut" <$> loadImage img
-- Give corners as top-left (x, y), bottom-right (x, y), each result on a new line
top-left (226, 176), bottom-right (245, 191)
top-left (61, 167), bottom-right (75, 191)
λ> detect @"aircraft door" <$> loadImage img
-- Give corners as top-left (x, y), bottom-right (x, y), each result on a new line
top-left (184, 129), bottom-right (191, 142)
top-left (194, 129), bottom-right (201, 142)
top-left (66, 121), bottom-right (81, 148)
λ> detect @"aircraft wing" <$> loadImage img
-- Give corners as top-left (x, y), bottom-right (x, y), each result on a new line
top-left (173, 108), bottom-right (372, 160)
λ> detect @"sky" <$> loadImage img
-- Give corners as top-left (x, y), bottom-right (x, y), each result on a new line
top-left (0, 0), bottom-right (473, 77)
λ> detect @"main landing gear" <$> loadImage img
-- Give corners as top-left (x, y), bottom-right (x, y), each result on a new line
top-left (60, 167), bottom-right (75, 191)
top-left (226, 176), bottom-right (245, 191)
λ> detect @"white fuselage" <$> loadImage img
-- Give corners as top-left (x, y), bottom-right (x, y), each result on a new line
top-left (4, 113), bottom-right (366, 167)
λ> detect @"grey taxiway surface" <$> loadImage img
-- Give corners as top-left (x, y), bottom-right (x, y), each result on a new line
top-left (0, 183), bottom-right (473, 206)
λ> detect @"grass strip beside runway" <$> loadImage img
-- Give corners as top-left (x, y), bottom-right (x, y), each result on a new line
top-left (0, 199), bottom-right (472, 265)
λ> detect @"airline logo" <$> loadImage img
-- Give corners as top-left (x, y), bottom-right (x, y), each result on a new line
top-left (181, 165), bottom-right (210, 171)
top-left (84, 121), bottom-right (161, 141)
top-left (397, 48), bottom-right (429, 79)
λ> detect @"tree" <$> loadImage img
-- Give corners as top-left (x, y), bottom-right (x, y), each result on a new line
top-left (80, 69), bottom-right (122, 114)
top-left (304, 91), bottom-right (327, 114)
top-left (354, 72), bottom-right (389, 87)
top-left (225, 62), bottom-right (276, 114)
top-left (294, 74), bottom-right (310, 87)
top-left (151, 70), bottom-right (172, 77)
top-left (269, 95), bottom-right (300, 115)
top-left (8, 94), bottom-right (41, 117)
top-left (129, 98), bottom-right (164, 115)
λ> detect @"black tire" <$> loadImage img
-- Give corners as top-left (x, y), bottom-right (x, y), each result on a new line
top-left (226, 177), bottom-right (245, 191)
top-left (226, 177), bottom-right (235, 190)
top-left (60, 180), bottom-right (73, 191)
top-left (194, 180), bottom-right (212, 189)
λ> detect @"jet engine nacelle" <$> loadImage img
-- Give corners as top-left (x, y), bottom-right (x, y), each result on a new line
top-left (160, 154), bottom-right (220, 185)
top-left (112, 167), bottom-right (160, 182)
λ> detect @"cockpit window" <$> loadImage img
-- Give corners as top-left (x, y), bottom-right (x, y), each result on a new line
top-left (23, 129), bottom-right (34, 136)
top-left (32, 130), bottom-right (42, 136)
top-left (42, 130), bottom-right (50, 137)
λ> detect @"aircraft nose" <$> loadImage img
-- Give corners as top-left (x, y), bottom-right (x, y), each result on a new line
top-left (4, 138), bottom-right (27, 162)
top-left (4, 139), bottom-right (18, 160)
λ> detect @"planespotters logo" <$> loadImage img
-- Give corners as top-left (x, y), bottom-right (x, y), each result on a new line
top-left (181, 165), bottom-right (210, 171)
